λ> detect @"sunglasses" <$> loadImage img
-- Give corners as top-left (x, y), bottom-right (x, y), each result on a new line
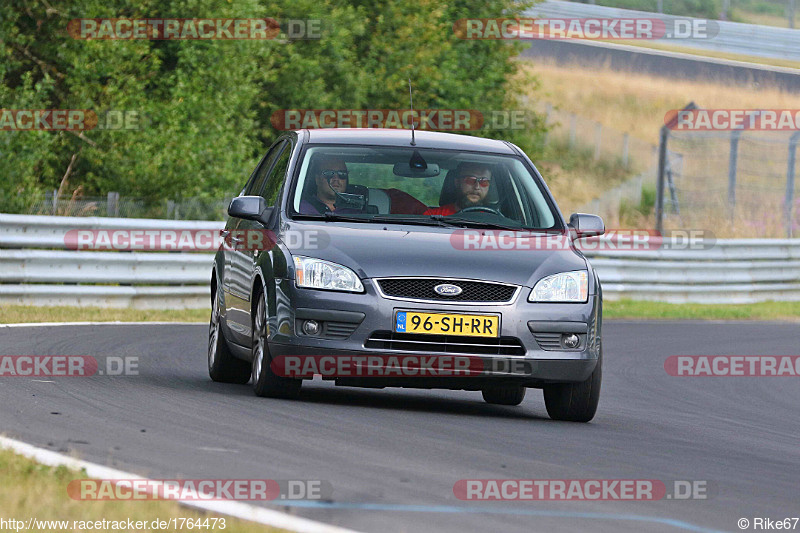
top-left (321, 170), bottom-right (349, 181)
top-left (459, 175), bottom-right (491, 188)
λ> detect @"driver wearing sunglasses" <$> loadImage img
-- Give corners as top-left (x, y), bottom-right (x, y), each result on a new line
top-left (299, 155), bottom-right (352, 214)
top-left (424, 162), bottom-right (492, 216)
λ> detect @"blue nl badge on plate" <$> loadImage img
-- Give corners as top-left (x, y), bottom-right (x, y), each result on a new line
top-left (395, 311), bottom-right (406, 332)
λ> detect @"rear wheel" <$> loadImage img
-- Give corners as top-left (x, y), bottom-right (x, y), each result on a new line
top-left (208, 287), bottom-right (251, 384)
top-left (252, 292), bottom-right (302, 399)
top-left (543, 350), bottom-right (602, 422)
top-left (482, 385), bottom-right (526, 406)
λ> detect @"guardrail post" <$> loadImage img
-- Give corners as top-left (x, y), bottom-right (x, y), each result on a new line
top-left (107, 191), bottom-right (120, 217)
top-left (658, 102), bottom-right (697, 234)
top-left (785, 132), bottom-right (800, 237)
top-left (728, 130), bottom-right (741, 217)
top-left (656, 126), bottom-right (669, 234)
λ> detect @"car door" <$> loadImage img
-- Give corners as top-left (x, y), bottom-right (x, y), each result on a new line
top-left (224, 139), bottom-right (287, 346)
top-left (230, 139), bottom-right (294, 347)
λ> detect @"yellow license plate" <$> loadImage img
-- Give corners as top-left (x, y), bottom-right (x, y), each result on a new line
top-left (395, 311), bottom-right (500, 338)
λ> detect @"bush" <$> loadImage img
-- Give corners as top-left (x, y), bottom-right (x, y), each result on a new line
top-left (0, 0), bottom-right (543, 214)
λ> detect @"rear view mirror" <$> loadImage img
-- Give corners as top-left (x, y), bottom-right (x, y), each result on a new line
top-left (393, 162), bottom-right (441, 177)
top-left (568, 213), bottom-right (605, 239)
top-left (228, 196), bottom-right (274, 226)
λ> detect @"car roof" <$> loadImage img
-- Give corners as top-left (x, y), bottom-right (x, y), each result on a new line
top-left (300, 128), bottom-right (517, 154)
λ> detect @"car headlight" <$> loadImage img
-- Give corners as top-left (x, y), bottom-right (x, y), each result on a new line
top-left (293, 256), bottom-right (364, 293)
top-left (529, 271), bottom-right (588, 303)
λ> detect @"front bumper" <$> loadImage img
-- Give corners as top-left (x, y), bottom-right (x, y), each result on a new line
top-left (267, 278), bottom-right (601, 388)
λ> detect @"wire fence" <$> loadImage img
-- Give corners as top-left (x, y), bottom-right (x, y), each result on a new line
top-left (537, 102), bottom-right (660, 225)
top-left (659, 130), bottom-right (800, 238)
top-left (22, 191), bottom-right (235, 221)
top-left (542, 104), bottom-right (659, 176)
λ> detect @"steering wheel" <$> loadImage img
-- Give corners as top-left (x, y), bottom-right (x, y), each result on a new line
top-left (457, 205), bottom-right (503, 216)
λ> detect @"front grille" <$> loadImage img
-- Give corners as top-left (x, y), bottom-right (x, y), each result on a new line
top-left (365, 331), bottom-right (525, 356)
top-left (377, 278), bottom-right (517, 302)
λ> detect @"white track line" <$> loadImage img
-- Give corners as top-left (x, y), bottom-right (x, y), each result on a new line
top-left (0, 435), bottom-right (361, 533)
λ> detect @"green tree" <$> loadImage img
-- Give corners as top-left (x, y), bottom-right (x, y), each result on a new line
top-left (1, 0), bottom-right (543, 215)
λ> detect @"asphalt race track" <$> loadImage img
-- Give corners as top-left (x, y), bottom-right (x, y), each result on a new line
top-left (1, 321), bottom-right (798, 533)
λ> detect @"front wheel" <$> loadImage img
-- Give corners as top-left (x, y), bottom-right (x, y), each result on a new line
top-left (543, 351), bottom-right (602, 422)
top-left (208, 287), bottom-right (251, 384)
top-left (251, 292), bottom-right (302, 399)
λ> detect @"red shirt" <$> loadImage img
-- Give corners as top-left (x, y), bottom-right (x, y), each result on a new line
top-left (424, 204), bottom-right (457, 216)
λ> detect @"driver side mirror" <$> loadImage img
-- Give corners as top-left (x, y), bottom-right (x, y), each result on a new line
top-left (568, 213), bottom-right (605, 240)
top-left (228, 196), bottom-right (274, 226)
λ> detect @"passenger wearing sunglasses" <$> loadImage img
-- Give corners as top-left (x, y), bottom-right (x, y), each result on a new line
top-left (424, 162), bottom-right (492, 216)
top-left (299, 155), bottom-right (353, 214)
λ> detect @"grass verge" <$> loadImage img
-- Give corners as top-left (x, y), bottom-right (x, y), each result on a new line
top-left (524, 60), bottom-right (800, 146)
top-left (605, 299), bottom-right (800, 321)
top-left (0, 306), bottom-right (209, 324)
top-left (0, 446), bottom-right (288, 533)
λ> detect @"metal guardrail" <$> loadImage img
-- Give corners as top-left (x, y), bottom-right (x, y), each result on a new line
top-left (1, 214), bottom-right (799, 307)
top-left (0, 214), bottom-right (217, 309)
top-left (583, 240), bottom-right (800, 303)
top-left (0, 213), bottom-right (224, 249)
top-left (527, 1), bottom-right (800, 62)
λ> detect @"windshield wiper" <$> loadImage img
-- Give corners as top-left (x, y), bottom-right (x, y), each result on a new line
top-left (292, 213), bottom-right (374, 223)
top-left (370, 215), bottom-right (463, 228)
top-left (442, 217), bottom-right (534, 231)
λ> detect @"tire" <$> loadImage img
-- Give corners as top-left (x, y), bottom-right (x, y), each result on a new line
top-left (208, 286), bottom-right (251, 384)
top-left (482, 385), bottom-right (526, 406)
top-left (543, 350), bottom-right (602, 423)
top-left (251, 291), bottom-right (302, 399)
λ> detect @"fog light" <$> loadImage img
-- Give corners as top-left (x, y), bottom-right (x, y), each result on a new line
top-left (303, 320), bottom-right (320, 335)
top-left (562, 333), bottom-right (580, 349)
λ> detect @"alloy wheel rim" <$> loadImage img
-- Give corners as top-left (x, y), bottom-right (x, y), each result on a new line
top-left (208, 293), bottom-right (219, 368)
top-left (253, 297), bottom-right (265, 382)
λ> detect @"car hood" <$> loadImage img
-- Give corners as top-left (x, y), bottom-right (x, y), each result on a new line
top-left (282, 221), bottom-right (587, 288)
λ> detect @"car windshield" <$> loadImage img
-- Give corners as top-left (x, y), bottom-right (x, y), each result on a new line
top-left (289, 145), bottom-right (559, 230)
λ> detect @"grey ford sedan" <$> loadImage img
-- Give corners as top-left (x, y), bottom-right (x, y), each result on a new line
top-left (209, 128), bottom-right (605, 422)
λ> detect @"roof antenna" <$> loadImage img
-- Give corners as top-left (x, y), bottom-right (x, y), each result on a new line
top-left (408, 77), bottom-right (416, 146)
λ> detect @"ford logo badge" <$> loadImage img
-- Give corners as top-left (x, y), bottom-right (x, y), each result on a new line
top-left (434, 283), bottom-right (463, 296)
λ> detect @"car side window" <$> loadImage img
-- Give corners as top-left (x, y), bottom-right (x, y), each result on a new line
top-left (244, 140), bottom-right (286, 197)
top-left (259, 141), bottom-right (292, 205)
